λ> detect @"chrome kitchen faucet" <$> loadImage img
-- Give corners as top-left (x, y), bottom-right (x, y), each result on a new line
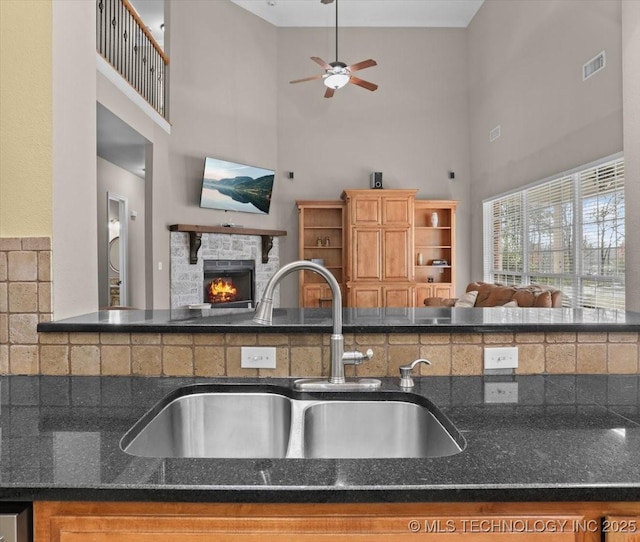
top-left (254, 260), bottom-right (380, 391)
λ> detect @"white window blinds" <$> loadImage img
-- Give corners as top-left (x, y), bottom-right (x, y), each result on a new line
top-left (485, 193), bottom-right (523, 285)
top-left (483, 155), bottom-right (625, 309)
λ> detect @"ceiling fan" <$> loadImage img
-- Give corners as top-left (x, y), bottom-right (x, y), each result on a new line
top-left (290, 0), bottom-right (378, 98)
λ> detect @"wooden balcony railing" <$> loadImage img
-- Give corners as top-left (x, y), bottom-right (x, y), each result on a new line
top-left (97, 0), bottom-right (168, 118)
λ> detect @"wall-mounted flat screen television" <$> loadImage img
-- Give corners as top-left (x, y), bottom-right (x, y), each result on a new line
top-left (199, 157), bottom-right (275, 215)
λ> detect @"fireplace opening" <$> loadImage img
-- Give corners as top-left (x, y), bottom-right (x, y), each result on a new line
top-left (203, 259), bottom-right (255, 308)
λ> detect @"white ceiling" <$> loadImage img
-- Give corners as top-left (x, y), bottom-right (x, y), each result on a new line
top-left (230, 0), bottom-right (484, 28)
top-left (129, 0), bottom-right (485, 36)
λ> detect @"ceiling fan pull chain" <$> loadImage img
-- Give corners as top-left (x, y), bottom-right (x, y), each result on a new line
top-left (335, 0), bottom-right (339, 62)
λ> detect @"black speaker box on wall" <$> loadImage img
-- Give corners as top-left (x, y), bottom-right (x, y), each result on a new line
top-left (370, 172), bottom-right (383, 189)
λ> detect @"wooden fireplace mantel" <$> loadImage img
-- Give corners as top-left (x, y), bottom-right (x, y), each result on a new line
top-left (169, 224), bottom-right (287, 264)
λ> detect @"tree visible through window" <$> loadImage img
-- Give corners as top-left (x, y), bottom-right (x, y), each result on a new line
top-left (483, 156), bottom-right (625, 309)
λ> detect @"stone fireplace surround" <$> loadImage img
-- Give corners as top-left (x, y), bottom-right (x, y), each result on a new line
top-left (170, 232), bottom-right (281, 309)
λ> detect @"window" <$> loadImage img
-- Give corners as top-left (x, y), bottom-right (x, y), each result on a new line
top-left (483, 155), bottom-right (625, 309)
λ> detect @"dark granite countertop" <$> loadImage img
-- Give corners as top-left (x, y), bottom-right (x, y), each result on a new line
top-left (37, 307), bottom-right (640, 334)
top-left (1, 375), bottom-right (639, 503)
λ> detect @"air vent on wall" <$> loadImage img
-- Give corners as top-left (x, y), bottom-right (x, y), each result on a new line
top-left (583, 51), bottom-right (605, 81)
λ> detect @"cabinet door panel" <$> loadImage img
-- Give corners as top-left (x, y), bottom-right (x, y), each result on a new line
top-left (604, 516), bottom-right (640, 542)
top-left (383, 286), bottom-right (413, 308)
top-left (40, 502), bottom-right (634, 542)
top-left (302, 284), bottom-right (331, 308)
top-left (433, 284), bottom-right (453, 298)
top-left (350, 286), bottom-right (382, 308)
top-left (51, 513), bottom-right (593, 542)
top-left (61, 534), bottom-right (413, 542)
top-left (416, 285), bottom-right (431, 306)
top-left (383, 197), bottom-right (412, 226)
top-left (352, 229), bottom-right (382, 281)
top-left (383, 229), bottom-right (412, 281)
top-left (352, 198), bottom-right (380, 225)
top-left (60, 534), bottom-right (218, 542)
top-left (415, 284), bottom-right (453, 306)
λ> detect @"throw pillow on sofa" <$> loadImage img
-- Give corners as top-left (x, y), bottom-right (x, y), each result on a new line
top-left (454, 290), bottom-right (478, 307)
top-left (533, 290), bottom-right (552, 307)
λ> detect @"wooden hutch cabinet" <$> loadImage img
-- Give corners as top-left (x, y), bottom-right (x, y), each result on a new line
top-left (342, 189), bottom-right (416, 308)
top-left (297, 193), bottom-right (457, 308)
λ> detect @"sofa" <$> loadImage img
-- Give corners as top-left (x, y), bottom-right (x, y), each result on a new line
top-left (424, 281), bottom-right (563, 308)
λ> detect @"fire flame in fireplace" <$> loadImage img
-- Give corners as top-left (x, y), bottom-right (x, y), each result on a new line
top-left (208, 278), bottom-right (238, 304)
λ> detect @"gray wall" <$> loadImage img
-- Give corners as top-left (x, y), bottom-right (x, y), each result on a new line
top-left (276, 27), bottom-right (472, 303)
top-left (52, 0), bottom-right (98, 318)
top-left (623, 0), bottom-right (640, 311)
top-left (165, 0), bottom-right (279, 229)
top-left (467, 0), bottom-right (624, 280)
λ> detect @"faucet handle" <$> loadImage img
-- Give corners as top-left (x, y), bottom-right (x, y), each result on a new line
top-left (342, 348), bottom-right (374, 365)
top-left (399, 358), bottom-right (432, 388)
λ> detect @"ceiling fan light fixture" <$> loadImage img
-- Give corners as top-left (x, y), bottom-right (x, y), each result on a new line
top-left (324, 73), bottom-right (350, 89)
top-left (288, 0), bottom-right (377, 97)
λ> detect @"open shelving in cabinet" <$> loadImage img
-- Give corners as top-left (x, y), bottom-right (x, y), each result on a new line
top-left (296, 200), bottom-right (345, 307)
top-left (414, 200), bottom-right (458, 304)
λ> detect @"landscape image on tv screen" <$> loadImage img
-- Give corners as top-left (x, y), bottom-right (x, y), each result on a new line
top-left (200, 157), bottom-right (275, 215)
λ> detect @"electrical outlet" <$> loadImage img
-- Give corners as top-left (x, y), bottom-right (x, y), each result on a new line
top-left (484, 382), bottom-right (518, 403)
top-left (484, 347), bottom-right (518, 370)
top-left (241, 347), bottom-right (276, 369)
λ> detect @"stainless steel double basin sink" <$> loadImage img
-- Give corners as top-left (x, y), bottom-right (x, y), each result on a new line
top-left (120, 384), bottom-right (465, 459)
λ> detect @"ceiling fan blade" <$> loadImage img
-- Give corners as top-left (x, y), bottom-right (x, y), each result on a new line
top-left (324, 87), bottom-right (335, 99)
top-left (349, 76), bottom-right (378, 92)
top-left (347, 59), bottom-right (377, 72)
top-left (311, 57), bottom-right (332, 70)
top-left (290, 74), bottom-right (324, 84)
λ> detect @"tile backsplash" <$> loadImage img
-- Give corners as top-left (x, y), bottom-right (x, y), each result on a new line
top-left (2, 236), bottom-right (639, 377)
top-left (15, 330), bottom-right (640, 377)
top-left (1, 237), bottom-right (52, 374)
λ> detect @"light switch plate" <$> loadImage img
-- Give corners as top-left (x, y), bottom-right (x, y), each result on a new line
top-left (241, 347), bottom-right (276, 369)
top-left (484, 346), bottom-right (518, 370)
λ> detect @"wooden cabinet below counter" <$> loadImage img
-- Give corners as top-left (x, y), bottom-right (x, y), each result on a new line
top-left (35, 501), bottom-right (640, 541)
top-left (605, 516), bottom-right (640, 541)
